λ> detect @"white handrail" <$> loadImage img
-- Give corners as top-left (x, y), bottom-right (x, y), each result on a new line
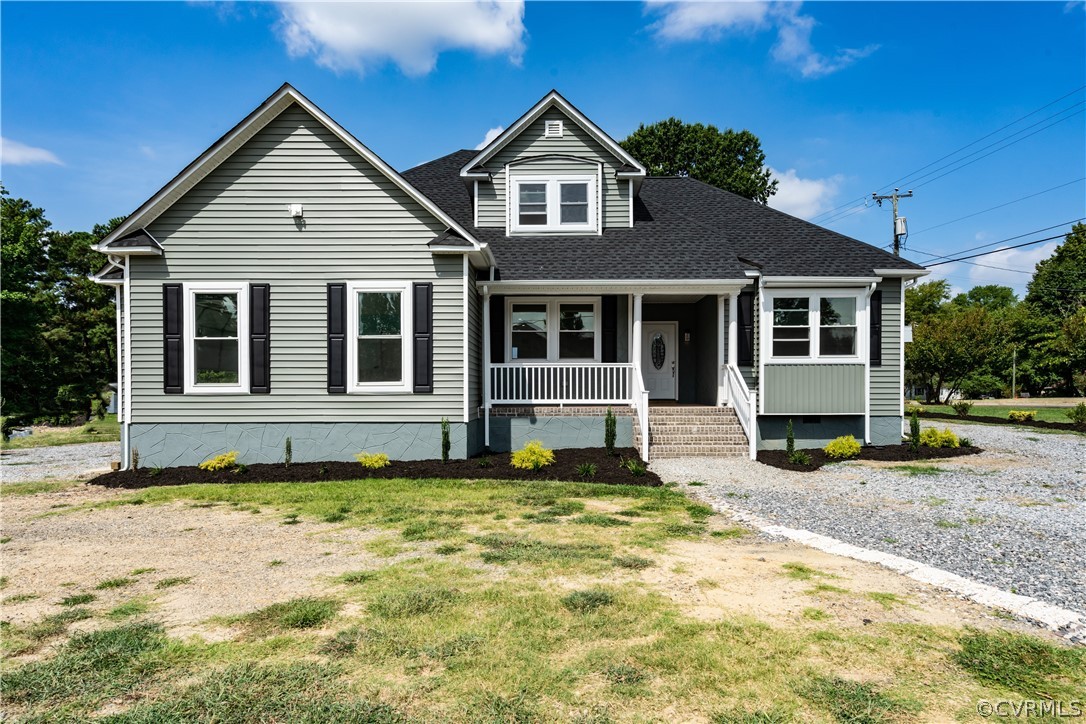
top-left (632, 370), bottom-right (650, 461)
top-left (725, 365), bottom-right (757, 460)
top-left (489, 363), bottom-right (634, 405)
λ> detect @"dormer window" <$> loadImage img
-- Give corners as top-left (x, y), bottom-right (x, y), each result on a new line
top-left (510, 176), bottom-right (596, 233)
top-left (544, 119), bottom-right (563, 138)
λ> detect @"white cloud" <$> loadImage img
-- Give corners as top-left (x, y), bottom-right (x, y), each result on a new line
top-left (646, 1), bottom-right (878, 78)
top-left (1, 137), bottom-right (63, 166)
top-left (923, 241), bottom-right (1059, 297)
top-left (276, 1), bottom-right (526, 76)
top-left (474, 126), bottom-right (504, 150)
top-left (767, 166), bottom-right (842, 219)
top-left (138, 144), bottom-right (157, 160)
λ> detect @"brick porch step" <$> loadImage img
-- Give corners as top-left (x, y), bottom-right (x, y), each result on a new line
top-left (635, 405), bottom-right (750, 459)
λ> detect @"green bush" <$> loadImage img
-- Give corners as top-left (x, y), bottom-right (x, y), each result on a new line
top-left (576, 462), bottom-right (597, 479)
top-left (951, 400), bottom-right (974, 418)
top-left (919, 427), bottom-right (960, 448)
top-left (905, 401), bottom-right (925, 415)
top-left (1066, 402), bottom-right (1086, 424)
top-left (510, 440), bottom-right (555, 470)
top-left (786, 418), bottom-right (796, 456)
top-left (1007, 409), bottom-right (1037, 423)
top-left (823, 435), bottom-right (861, 460)
top-left (909, 409), bottom-right (921, 452)
top-left (199, 451), bottom-right (239, 471)
top-left (620, 457), bottom-right (647, 476)
top-left (284, 437), bottom-right (292, 467)
top-left (787, 450), bottom-right (811, 466)
top-left (355, 452), bottom-right (390, 469)
top-left (604, 407), bottom-right (617, 456)
top-left (440, 417), bottom-right (451, 463)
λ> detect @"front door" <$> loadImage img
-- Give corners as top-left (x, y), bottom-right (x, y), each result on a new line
top-left (641, 322), bottom-right (677, 400)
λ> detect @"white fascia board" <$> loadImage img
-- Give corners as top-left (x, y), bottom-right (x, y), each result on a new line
top-left (460, 90), bottom-right (647, 179)
top-left (97, 84), bottom-right (484, 256)
top-left (486, 279), bottom-right (753, 295)
top-left (761, 276), bottom-right (882, 288)
top-left (90, 246), bottom-right (163, 256)
top-left (873, 268), bottom-right (930, 278)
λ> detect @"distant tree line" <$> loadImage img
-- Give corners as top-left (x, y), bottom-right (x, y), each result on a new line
top-left (905, 223), bottom-right (1086, 402)
top-left (1, 185), bottom-right (123, 425)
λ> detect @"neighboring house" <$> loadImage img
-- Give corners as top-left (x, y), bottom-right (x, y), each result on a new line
top-left (93, 84), bottom-right (927, 469)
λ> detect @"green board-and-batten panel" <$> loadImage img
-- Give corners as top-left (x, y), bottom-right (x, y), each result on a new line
top-left (762, 364), bottom-right (865, 414)
top-left (129, 103), bottom-right (467, 424)
top-left (870, 278), bottom-right (903, 416)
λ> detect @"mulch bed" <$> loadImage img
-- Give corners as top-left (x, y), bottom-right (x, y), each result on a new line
top-left (758, 443), bottom-right (983, 472)
top-left (87, 447), bottom-right (662, 489)
top-left (919, 410), bottom-right (1085, 433)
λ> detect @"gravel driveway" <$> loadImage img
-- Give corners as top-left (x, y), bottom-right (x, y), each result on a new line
top-left (0, 442), bottom-right (118, 484)
top-left (654, 423), bottom-right (1086, 616)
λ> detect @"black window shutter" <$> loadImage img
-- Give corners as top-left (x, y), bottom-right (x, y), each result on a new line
top-left (163, 284), bottom-right (184, 393)
top-left (327, 283), bottom-right (347, 393)
top-left (489, 295), bottom-right (505, 364)
top-left (412, 282), bottom-right (434, 393)
top-left (870, 290), bottom-right (883, 367)
top-left (250, 284), bottom-right (271, 393)
top-left (601, 295), bottom-right (618, 363)
top-left (737, 290), bottom-right (754, 366)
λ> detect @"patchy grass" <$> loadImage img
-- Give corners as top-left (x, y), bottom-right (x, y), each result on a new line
top-left (867, 592), bottom-right (908, 610)
top-left (1, 414), bottom-right (120, 450)
top-left (955, 628), bottom-right (1086, 698)
top-left (571, 513), bottom-right (630, 527)
top-left (802, 607), bottom-right (830, 621)
top-left (612, 554), bottom-right (654, 570)
top-left (710, 526), bottom-right (749, 540)
top-left (798, 675), bottom-right (920, 723)
top-left (108, 599), bottom-right (152, 619)
top-left (934, 519), bottom-right (963, 529)
top-left (95, 577), bottom-right (135, 590)
top-left (129, 567), bottom-right (156, 576)
top-left (781, 562), bottom-right (835, 581)
top-left (560, 588), bottom-right (614, 613)
top-left (473, 533), bottom-right (611, 566)
top-left (922, 404), bottom-right (1074, 424)
top-left (806, 583), bottom-right (850, 596)
top-left (368, 587), bottom-right (457, 618)
top-left (58, 593), bottom-right (96, 607)
top-left (889, 464), bottom-right (948, 476)
top-left (0, 480), bottom-right (81, 497)
top-left (240, 598), bottom-right (340, 635)
top-left (154, 576), bottom-right (193, 590)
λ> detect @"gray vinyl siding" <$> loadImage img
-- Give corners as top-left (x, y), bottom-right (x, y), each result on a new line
top-left (870, 278), bottom-right (902, 416)
top-left (128, 103), bottom-right (466, 423)
top-left (762, 364), bottom-right (865, 414)
top-left (741, 294), bottom-right (758, 388)
top-left (467, 265), bottom-right (482, 420)
top-left (477, 107), bottom-right (631, 230)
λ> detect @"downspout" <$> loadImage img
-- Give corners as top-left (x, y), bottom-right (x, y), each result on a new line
top-left (122, 256), bottom-right (132, 470)
top-left (482, 278), bottom-right (492, 450)
top-left (864, 281), bottom-right (878, 444)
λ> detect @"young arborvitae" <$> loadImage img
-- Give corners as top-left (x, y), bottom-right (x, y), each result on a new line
top-left (604, 407), bottom-right (617, 456)
top-left (440, 417), bottom-right (451, 464)
top-left (284, 437), bottom-right (292, 467)
top-left (910, 409), bottom-right (921, 452)
top-left (786, 419), bottom-right (795, 456)
top-left (131, 447), bottom-right (140, 470)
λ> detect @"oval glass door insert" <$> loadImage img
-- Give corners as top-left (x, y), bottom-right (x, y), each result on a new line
top-left (651, 333), bottom-right (666, 370)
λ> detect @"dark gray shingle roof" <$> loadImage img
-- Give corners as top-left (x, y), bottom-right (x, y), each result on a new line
top-left (402, 150), bottom-right (924, 281)
top-left (103, 228), bottom-right (163, 251)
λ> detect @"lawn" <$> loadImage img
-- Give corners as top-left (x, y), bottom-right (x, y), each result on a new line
top-left (918, 404), bottom-right (1076, 424)
top-left (1, 414), bottom-right (119, 450)
top-left (3, 476), bottom-right (1083, 722)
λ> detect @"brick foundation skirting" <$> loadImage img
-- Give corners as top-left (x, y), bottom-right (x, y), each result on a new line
top-left (489, 405), bottom-right (635, 418)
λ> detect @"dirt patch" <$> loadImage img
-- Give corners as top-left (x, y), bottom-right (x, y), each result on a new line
top-left (920, 411), bottom-right (1085, 432)
top-left (758, 444), bottom-right (982, 472)
top-left (87, 447), bottom-right (661, 489)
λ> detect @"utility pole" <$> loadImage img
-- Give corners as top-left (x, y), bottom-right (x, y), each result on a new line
top-left (872, 188), bottom-right (913, 256)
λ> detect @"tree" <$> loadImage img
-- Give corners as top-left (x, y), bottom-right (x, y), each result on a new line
top-left (904, 279), bottom-right (950, 325)
top-left (619, 118), bottom-right (778, 203)
top-left (905, 305), bottom-right (1004, 403)
top-left (951, 284), bottom-right (1017, 311)
top-left (1025, 223), bottom-right (1086, 319)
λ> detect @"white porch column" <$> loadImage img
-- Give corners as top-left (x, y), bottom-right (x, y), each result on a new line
top-left (482, 288), bottom-right (492, 448)
top-left (717, 294), bottom-right (727, 406)
top-left (727, 291), bottom-right (738, 408)
top-left (632, 294), bottom-right (643, 379)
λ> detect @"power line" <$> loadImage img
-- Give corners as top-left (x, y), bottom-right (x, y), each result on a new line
top-left (925, 234), bottom-right (1067, 267)
top-left (908, 219), bottom-right (1084, 261)
top-left (808, 85), bottom-right (1086, 224)
top-left (909, 178), bottom-right (1086, 236)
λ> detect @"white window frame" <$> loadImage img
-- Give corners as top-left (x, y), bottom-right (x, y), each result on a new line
top-left (505, 297), bottom-right (601, 363)
top-left (184, 282), bottom-right (249, 394)
top-left (347, 281), bottom-right (413, 394)
top-left (509, 175), bottom-right (597, 234)
top-left (763, 289), bottom-right (866, 364)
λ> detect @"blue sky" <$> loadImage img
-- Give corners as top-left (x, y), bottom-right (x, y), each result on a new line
top-left (3, 1), bottom-right (1084, 295)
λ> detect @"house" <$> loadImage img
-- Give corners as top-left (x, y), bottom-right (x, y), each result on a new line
top-left (92, 84), bottom-right (927, 469)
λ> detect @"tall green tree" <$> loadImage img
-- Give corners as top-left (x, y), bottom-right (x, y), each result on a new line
top-left (1025, 223), bottom-right (1086, 319)
top-left (904, 279), bottom-right (950, 325)
top-left (951, 284), bottom-right (1017, 311)
top-left (620, 118), bottom-right (778, 203)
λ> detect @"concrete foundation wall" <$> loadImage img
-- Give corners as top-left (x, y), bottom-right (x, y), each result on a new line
top-left (757, 415), bottom-right (865, 451)
top-left (129, 420), bottom-right (483, 468)
top-left (869, 416), bottom-right (904, 446)
top-left (488, 416), bottom-right (633, 453)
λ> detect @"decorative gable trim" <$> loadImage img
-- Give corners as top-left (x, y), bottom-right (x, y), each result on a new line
top-left (460, 90), bottom-right (647, 180)
top-left (93, 83), bottom-right (489, 263)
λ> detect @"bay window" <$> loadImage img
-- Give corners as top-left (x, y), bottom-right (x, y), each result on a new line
top-left (510, 176), bottom-right (596, 233)
top-left (507, 298), bottom-right (599, 362)
top-left (768, 292), bottom-right (862, 361)
top-left (348, 281), bottom-right (412, 392)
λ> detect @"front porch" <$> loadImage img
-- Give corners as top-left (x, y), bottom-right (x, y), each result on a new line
top-left (480, 286), bottom-right (757, 460)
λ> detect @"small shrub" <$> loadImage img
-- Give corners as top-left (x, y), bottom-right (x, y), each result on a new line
top-left (440, 417), bottom-right (451, 464)
top-left (909, 409), bottom-right (921, 452)
top-left (477, 456), bottom-right (492, 468)
top-left (786, 418), bottom-right (796, 456)
top-left (621, 457), bottom-right (647, 476)
top-left (787, 449), bottom-right (811, 466)
top-left (576, 462), bottom-right (597, 479)
top-left (951, 400), bottom-right (974, 418)
top-left (604, 407), bottom-right (617, 456)
top-left (823, 435), bottom-right (861, 460)
top-left (905, 401), bottom-right (925, 414)
top-left (919, 427), bottom-right (960, 448)
top-left (1066, 402), bottom-right (1086, 424)
top-left (130, 447), bottom-right (140, 470)
top-left (284, 437), bottom-right (292, 467)
top-left (198, 451), bottom-right (239, 471)
top-left (960, 437), bottom-right (974, 448)
top-left (1007, 409), bottom-right (1037, 423)
top-left (510, 440), bottom-right (554, 470)
top-left (355, 452), bottom-right (390, 469)
top-left (561, 589), bottom-right (614, 613)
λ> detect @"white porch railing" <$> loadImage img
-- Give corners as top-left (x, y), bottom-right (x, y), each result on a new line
top-left (725, 364), bottom-right (758, 460)
top-left (490, 363), bottom-right (635, 405)
top-left (632, 367), bottom-right (650, 461)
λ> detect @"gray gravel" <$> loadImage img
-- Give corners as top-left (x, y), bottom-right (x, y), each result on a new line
top-left (0, 442), bottom-right (119, 483)
top-left (654, 423), bottom-right (1086, 616)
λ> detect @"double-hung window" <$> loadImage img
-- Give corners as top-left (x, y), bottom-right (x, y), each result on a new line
top-left (185, 282), bottom-right (248, 393)
top-left (507, 298), bottom-right (599, 362)
top-left (510, 176), bottom-right (596, 233)
top-left (769, 292), bottom-right (861, 361)
top-left (348, 281), bottom-right (412, 393)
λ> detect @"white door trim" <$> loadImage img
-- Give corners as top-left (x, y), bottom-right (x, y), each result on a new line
top-left (642, 321), bottom-right (679, 401)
